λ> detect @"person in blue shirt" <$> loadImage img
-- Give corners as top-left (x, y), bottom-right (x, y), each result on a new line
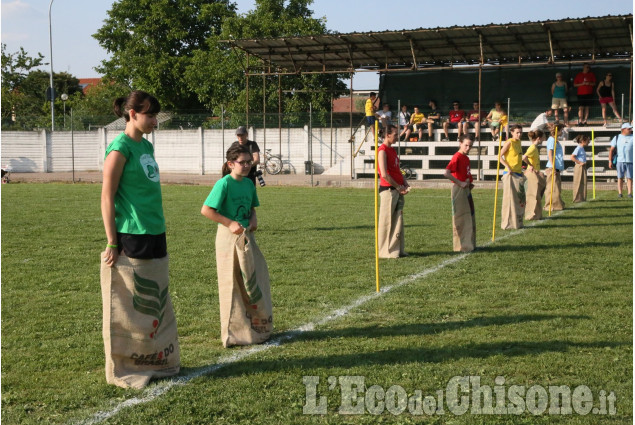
top-left (570, 134), bottom-right (590, 203)
top-left (609, 123), bottom-right (634, 198)
top-left (544, 123), bottom-right (566, 211)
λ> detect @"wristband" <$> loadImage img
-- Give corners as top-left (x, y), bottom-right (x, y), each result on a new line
top-left (106, 244), bottom-right (118, 249)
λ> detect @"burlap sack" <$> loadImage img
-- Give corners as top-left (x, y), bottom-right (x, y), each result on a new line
top-left (216, 225), bottom-right (273, 348)
top-left (501, 173), bottom-right (526, 230)
top-left (100, 254), bottom-right (180, 389)
top-left (378, 189), bottom-right (405, 258)
top-left (572, 163), bottom-right (587, 203)
top-left (451, 184), bottom-right (476, 252)
top-left (544, 168), bottom-right (565, 211)
top-left (524, 170), bottom-right (546, 220)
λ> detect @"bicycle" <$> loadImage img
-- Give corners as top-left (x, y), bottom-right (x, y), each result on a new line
top-left (400, 164), bottom-right (414, 180)
top-left (261, 149), bottom-right (283, 175)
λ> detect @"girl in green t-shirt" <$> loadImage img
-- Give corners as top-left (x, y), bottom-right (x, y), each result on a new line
top-left (201, 145), bottom-right (273, 347)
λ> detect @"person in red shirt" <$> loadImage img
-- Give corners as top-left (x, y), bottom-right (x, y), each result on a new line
top-left (443, 101), bottom-right (467, 141)
top-left (377, 124), bottom-right (410, 258)
top-left (444, 134), bottom-right (476, 252)
top-left (464, 101), bottom-right (485, 140)
top-left (573, 63), bottom-right (596, 126)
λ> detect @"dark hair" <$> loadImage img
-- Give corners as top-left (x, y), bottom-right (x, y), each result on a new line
top-left (113, 90), bottom-right (161, 121)
top-left (510, 124), bottom-right (523, 132)
top-left (527, 129), bottom-right (544, 141)
top-left (551, 123), bottom-right (565, 136)
top-left (370, 92), bottom-right (376, 97)
top-left (574, 134), bottom-right (590, 144)
top-left (222, 144), bottom-right (252, 176)
top-left (459, 134), bottom-right (474, 143)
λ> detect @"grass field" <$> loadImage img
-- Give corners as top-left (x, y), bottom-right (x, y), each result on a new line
top-left (1, 182), bottom-right (632, 424)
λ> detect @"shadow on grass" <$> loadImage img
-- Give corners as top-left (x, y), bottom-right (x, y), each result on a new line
top-left (479, 241), bottom-right (620, 252)
top-left (290, 314), bottom-right (589, 342)
top-left (313, 224), bottom-right (429, 231)
top-left (203, 339), bottom-right (628, 380)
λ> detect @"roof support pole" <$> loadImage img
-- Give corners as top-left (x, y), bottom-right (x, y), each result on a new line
top-left (263, 72), bottom-right (266, 156)
top-left (477, 33), bottom-right (484, 181)
top-left (278, 74), bottom-right (282, 155)
top-left (350, 72), bottom-right (354, 180)
top-left (408, 38), bottom-right (417, 70)
top-left (246, 53), bottom-right (250, 127)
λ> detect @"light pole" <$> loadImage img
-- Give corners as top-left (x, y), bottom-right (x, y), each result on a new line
top-left (61, 93), bottom-right (68, 129)
top-left (48, 0), bottom-right (55, 131)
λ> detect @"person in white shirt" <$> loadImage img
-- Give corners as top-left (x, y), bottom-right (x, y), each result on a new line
top-left (529, 109), bottom-right (553, 132)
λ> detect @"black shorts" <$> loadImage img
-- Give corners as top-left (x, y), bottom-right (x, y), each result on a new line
top-left (447, 121), bottom-right (462, 129)
top-left (117, 232), bottom-right (167, 259)
top-left (577, 94), bottom-right (594, 107)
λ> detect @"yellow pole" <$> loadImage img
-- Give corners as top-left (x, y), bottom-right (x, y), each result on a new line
top-left (374, 120), bottom-right (380, 293)
top-left (592, 130), bottom-right (596, 199)
top-left (491, 131), bottom-right (503, 241)
top-left (548, 127), bottom-right (558, 216)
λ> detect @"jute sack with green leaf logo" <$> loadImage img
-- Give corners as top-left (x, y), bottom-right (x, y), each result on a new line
top-left (100, 254), bottom-right (180, 389)
top-left (451, 185), bottom-right (476, 252)
top-left (216, 226), bottom-right (273, 347)
top-left (501, 173), bottom-right (526, 230)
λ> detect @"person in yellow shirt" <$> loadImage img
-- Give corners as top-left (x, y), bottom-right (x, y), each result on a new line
top-left (522, 129), bottom-right (547, 220)
top-left (499, 124), bottom-right (526, 229)
top-left (365, 92), bottom-right (378, 127)
top-left (409, 106), bottom-right (426, 141)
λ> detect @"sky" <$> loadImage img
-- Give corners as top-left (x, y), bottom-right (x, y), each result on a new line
top-left (1, 0), bottom-right (632, 90)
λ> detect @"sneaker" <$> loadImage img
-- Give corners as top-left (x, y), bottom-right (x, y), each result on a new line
top-left (441, 138), bottom-right (449, 142)
top-left (629, 194), bottom-right (633, 199)
top-left (618, 194), bottom-right (623, 198)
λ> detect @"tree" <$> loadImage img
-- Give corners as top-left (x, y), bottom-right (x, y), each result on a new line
top-left (1, 44), bottom-right (82, 129)
top-left (185, 0), bottom-right (348, 123)
top-left (93, 0), bottom-right (237, 110)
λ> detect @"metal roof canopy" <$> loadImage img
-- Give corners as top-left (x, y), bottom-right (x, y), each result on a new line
top-left (225, 14), bottom-right (633, 75)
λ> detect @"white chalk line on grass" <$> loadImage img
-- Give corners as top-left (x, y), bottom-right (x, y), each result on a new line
top-left (76, 207), bottom-right (573, 425)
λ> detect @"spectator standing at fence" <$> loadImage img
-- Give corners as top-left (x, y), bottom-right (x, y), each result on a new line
top-left (443, 101), bottom-right (466, 142)
top-left (398, 105), bottom-right (412, 140)
top-left (523, 129), bottom-right (547, 220)
top-left (230, 126), bottom-right (260, 186)
top-left (609, 123), bottom-right (634, 198)
top-left (571, 134), bottom-right (590, 203)
top-left (573, 63), bottom-right (596, 126)
top-left (365, 92), bottom-right (378, 127)
top-left (544, 123), bottom-right (566, 211)
top-left (377, 124), bottom-right (410, 258)
top-left (499, 124), bottom-right (526, 229)
top-left (596, 73), bottom-right (623, 127)
top-left (100, 90), bottom-right (180, 388)
top-left (443, 135), bottom-right (476, 252)
top-left (409, 106), bottom-right (426, 141)
top-left (551, 73), bottom-right (569, 125)
top-left (464, 101), bottom-right (484, 139)
top-left (484, 102), bottom-right (506, 141)
top-left (426, 100), bottom-right (441, 141)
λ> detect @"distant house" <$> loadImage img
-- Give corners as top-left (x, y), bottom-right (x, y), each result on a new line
top-left (332, 91), bottom-right (378, 113)
top-left (78, 78), bottom-right (102, 94)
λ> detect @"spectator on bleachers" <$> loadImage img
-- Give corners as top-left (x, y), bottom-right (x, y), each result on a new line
top-left (398, 105), bottom-right (412, 141)
top-left (573, 63), bottom-right (596, 126)
top-left (409, 106), bottom-right (426, 141)
top-left (551, 73), bottom-right (569, 126)
top-left (464, 101), bottom-right (485, 138)
top-left (443, 100), bottom-right (466, 142)
top-left (484, 102), bottom-right (507, 141)
top-left (426, 100), bottom-right (441, 141)
top-left (376, 103), bottom-right (393, 129)
top-left (530, 109), bottom-right (553, 133)
top-left (596, 73), bottom-right (623, 127)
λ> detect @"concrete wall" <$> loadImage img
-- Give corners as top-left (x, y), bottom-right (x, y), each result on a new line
top-left (1, 126), bottom-right (355, 175)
